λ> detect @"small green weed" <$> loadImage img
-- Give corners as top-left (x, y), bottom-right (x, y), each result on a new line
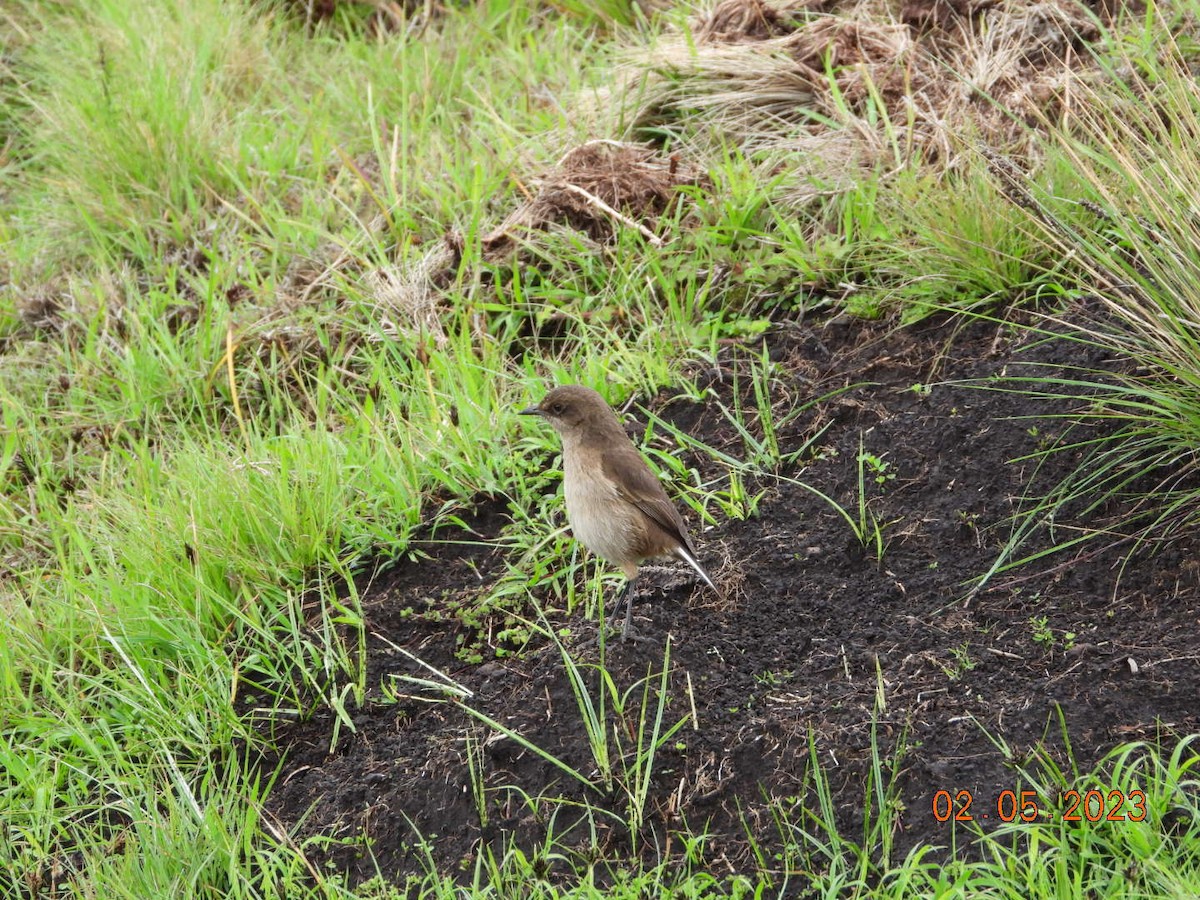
top-left (857, 447), bottom-right (896, 488)
top-left (1030, 615), bottom-right (1054, 647)
top-left (940, 643), bottom-right (976, 681)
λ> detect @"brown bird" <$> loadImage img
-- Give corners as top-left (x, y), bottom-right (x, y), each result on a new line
top-left (520, 384), bottom-right (714, 640)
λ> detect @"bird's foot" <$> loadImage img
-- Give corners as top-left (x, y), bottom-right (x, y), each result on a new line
top-left (575, 576), bottom-right (656, 648)
top-left (576, 618), bottom-right (655, 649)
top-left (607, 615), bottom-right (655, 645)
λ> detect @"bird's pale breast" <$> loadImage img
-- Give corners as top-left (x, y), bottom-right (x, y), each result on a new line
top-left (562, 451), bottom-right (641, 565)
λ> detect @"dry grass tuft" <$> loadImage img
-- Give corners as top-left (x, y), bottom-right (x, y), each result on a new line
top-left (600, 0), bottom-right (1111, 181)
top-left (483, 139), bottom-right (708, 254)
top-left (697, 0), bottom-right (808, 42)
top-left (367, 235), bottom-right (463, 347)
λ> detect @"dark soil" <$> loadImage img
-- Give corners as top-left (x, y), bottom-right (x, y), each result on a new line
top-left (254, 309), bottom-right (1200, 887)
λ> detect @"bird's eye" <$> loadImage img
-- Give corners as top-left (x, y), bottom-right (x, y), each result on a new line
top-left (550, 402), bottom-right (565, 415)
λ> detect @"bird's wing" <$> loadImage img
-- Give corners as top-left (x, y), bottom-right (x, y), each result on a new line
top-left (601, 444), bottom-right (696, 554)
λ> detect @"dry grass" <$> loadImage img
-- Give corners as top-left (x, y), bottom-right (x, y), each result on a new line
top-left (482, 139), bottom-right (708, 252)
top-left (597, 0), bottom-right (1109, 180)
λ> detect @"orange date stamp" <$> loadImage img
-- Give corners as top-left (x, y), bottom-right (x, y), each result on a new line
top-left (932, 788), bottom-right (1148, 824)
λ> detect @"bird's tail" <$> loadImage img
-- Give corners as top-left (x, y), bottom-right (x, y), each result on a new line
top-left (674, 546), bottom-right (715, 591)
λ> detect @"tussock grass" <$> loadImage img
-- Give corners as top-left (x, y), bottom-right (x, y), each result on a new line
top-left (977, 30), bottom-right (1200, 581)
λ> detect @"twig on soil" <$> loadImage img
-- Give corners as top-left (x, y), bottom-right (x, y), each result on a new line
top-left (686, 670), bottom-right (700, 730)
top-left (558, 182), bottom-right (666, 247)
top-left (985, 646), bottom-right (1023, 660)
top-left (1142, 654), bottom-right (1200, 669)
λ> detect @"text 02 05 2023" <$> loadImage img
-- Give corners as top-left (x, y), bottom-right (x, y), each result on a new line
top-left (931, 788), bottom-right (1148, 824)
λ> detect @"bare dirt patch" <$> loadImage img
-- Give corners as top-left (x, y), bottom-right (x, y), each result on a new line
top-left (252, 309), bottom-right (1200, 885)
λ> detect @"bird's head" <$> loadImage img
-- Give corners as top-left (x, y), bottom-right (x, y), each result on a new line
top-left (519, 384), bottom-right (612, 436)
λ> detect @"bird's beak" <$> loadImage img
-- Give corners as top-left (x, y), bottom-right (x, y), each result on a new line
top-left (519, 404), bottom-right (543, 417)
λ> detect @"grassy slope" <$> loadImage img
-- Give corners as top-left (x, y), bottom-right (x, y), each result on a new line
top-left (1, 0), bottom-right (1198, 896)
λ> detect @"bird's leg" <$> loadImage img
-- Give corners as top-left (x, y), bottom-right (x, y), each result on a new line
top-left (606, 577), bottom-right (634, 632)
top-left (608, 576), bottom-right (653, 643)
top-left (577, 572), bottom-right (654, 649)
top-left (622, 582), bottom-right (635, 638)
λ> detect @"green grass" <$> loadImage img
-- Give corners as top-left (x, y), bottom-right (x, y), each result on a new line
top-left (968, 27), bottom-right (1200, 588)
top-left (3, 0), bottom-right (1200, 895)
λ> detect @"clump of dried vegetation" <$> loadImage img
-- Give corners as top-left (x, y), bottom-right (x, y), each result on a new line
top-left (483, 140), bottom-right (708, 253)
top-left (606, 0), bottom-right (1105, 164)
